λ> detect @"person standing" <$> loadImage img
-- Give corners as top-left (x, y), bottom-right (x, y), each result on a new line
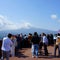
top-left (10, 35), bottom-right (17, 57)
top-left (16, 34), bottom-right (21, 50)
top-left (54, 33), bottom-right (60, 57)
top-left (28, 33), bottom-right (32, 48)
top-left (42, 33), bottom-right (48, 56)
top-left (39, 34), bottom-right (43, 55)
top-left (31, 32), bottom-right (40, 58)
top-left (1, 33), bottom-right (13, 60)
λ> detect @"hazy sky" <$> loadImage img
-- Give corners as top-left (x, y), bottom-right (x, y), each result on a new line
top-left (0, 0), bottom-right (60, 31)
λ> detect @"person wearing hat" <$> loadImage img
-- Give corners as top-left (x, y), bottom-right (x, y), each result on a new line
top-left (54, 32), bottom-right (60, 57)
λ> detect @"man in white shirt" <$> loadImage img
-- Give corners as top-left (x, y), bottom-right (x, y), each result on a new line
top-left (42, 33), bottom-right (48, 56)
top-left (1, 33), bottom-right (13, 60)
top-left (53, 34), bottom-right (57, 44)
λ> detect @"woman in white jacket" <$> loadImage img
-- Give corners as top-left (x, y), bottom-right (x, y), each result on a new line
top-left (11, 35), bottom-right (17, 57)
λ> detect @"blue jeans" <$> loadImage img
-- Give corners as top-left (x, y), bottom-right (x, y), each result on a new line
top-left (1, 51), bottom-right (10, 60)
top-left (31, 44), bottom-right (39, 57)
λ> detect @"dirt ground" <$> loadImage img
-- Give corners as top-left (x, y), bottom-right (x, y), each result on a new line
top-left (2, 46), bottom-right (60, 60)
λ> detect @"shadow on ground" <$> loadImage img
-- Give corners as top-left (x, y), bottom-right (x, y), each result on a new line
top-left (39, 52), bottom-right (60, 59)
top-left (15, 48), bottom-right (29, 58)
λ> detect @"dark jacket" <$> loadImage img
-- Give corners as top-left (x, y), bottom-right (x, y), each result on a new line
top-left (31, 36), bottom-right (40, 44)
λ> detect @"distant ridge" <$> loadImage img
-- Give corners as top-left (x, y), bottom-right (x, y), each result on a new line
top-left (0, 27), bottom-right (57, 39)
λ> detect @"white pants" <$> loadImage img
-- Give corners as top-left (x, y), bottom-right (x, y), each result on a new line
top-left (11, 46), bottom-right (15, 57)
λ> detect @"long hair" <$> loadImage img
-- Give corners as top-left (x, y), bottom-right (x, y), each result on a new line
top-left (34, 32), bottom-right (38, 37)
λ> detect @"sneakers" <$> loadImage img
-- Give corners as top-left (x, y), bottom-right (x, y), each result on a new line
top-left (36, 56), bottom-right (38, 58)
top-left (1, 57), bottom-right (3, 60)
top-left (32, 56), bottom-right (38, 58)
top-left (32, 56), bottom-right (35, 58)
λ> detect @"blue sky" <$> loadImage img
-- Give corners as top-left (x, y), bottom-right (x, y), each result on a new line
top-left (0, 0), bottom-right (60, 31)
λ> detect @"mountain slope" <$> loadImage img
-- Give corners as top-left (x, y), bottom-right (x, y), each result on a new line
top-left (0, 27), bottom-right (57, 38)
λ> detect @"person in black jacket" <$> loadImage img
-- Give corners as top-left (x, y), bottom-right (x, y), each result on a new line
top-left (31, 32), bottom-right (40, 58)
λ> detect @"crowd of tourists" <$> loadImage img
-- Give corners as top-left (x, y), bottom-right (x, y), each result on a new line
top-left (0, 31), bottom-right (60, 60)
